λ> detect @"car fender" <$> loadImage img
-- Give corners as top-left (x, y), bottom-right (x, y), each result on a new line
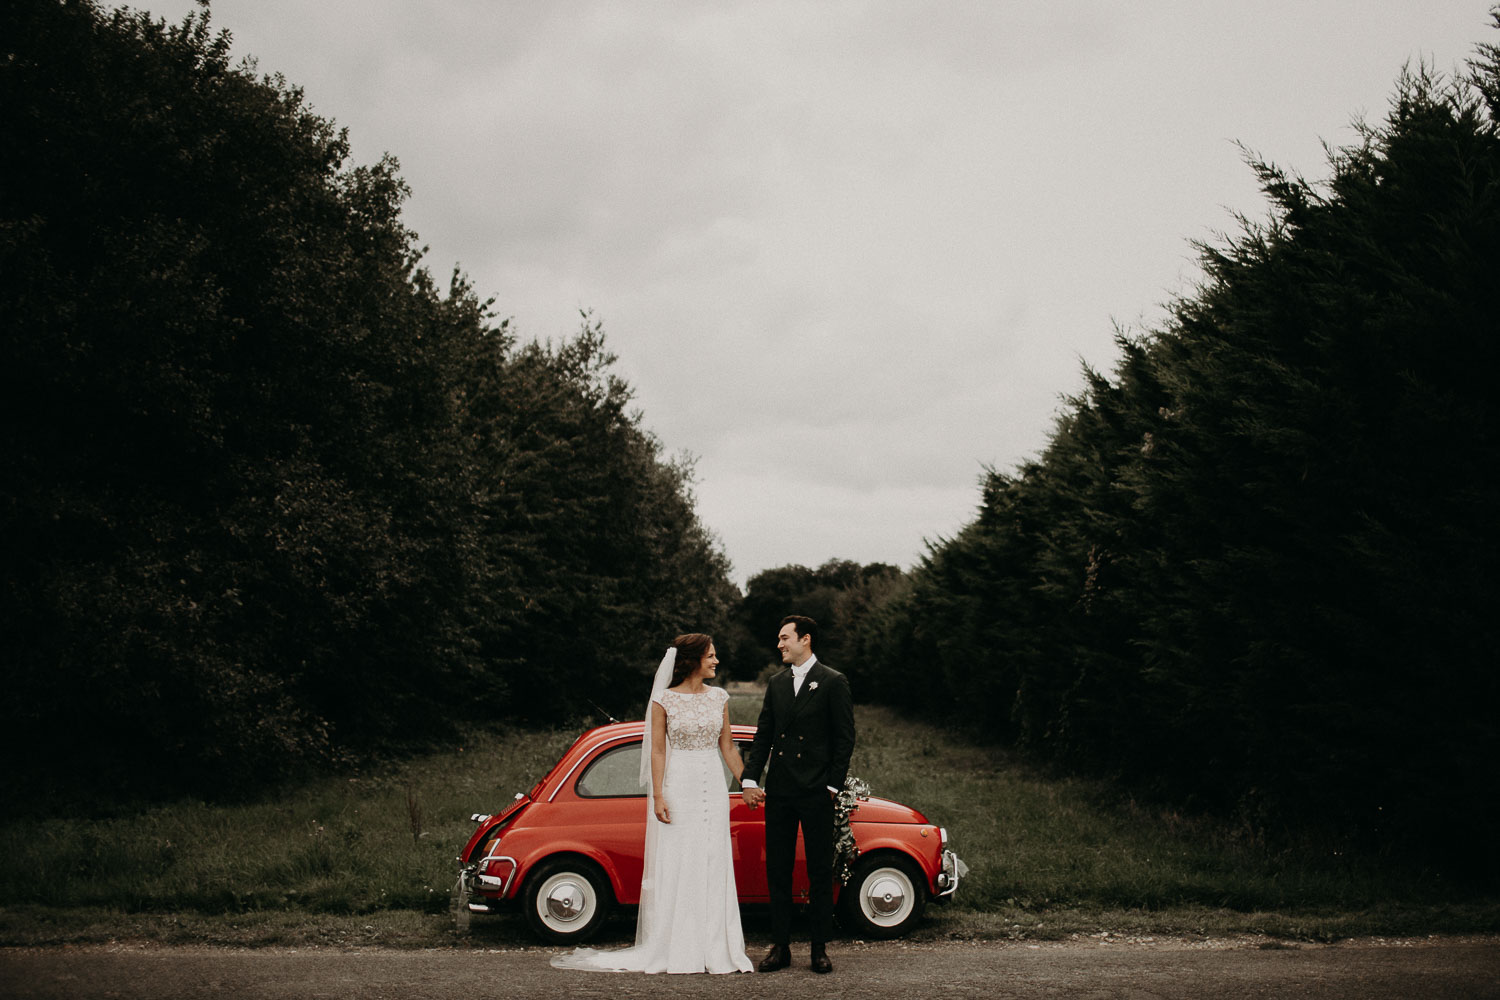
top-left (510, 839), bottom-right (634, 904)
top-left (841, 827), bottom-right (944, 896)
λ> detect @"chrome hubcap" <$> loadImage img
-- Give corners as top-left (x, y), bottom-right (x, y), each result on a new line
top-left (858, 865), bottom-right (916, 927)
top-left (866, 874), bottom-right (907, 916)
top-left (545, 879), bottom-right (587, 922)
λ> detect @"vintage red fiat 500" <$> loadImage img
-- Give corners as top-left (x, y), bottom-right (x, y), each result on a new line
top-left (454, 721), bottom-right (965, 943)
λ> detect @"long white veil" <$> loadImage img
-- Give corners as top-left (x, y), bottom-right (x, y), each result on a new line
top-left (550, 646), bottom-right (675, 970)
top-left (633, 646), bottom-right (676, 949)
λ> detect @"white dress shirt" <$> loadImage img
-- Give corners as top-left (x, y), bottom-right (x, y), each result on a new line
top-left (790, 655), bottom-right (818, 695)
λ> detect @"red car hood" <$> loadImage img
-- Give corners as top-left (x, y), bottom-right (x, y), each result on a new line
top-left (849, 796), bottom-right (930, 825)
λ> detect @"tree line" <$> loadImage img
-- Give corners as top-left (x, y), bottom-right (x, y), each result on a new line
top-left (764, 32), bottom-right (1498, 871)
top-left (1, 1), bottom-right (737, 802)
top-left (7, 0), bottom-right (1496, 877)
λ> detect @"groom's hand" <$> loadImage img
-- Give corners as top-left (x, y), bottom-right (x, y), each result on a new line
top-left (741, 787), bottom-right (765, 809)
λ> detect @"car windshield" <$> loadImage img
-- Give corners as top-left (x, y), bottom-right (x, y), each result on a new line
top-left (573, 740), bottom-right (748, 797)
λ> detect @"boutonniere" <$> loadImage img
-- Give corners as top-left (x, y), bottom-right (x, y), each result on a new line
top-left (808, 681), bottom-right (819, 691)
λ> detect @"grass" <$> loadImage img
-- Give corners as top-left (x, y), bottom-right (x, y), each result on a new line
top-left (0, 724), bottom-right (578, 946)
top-left (836, 703), bottom-right (1495, 943)
top-left (0, 692), bottom-right (1494, 948)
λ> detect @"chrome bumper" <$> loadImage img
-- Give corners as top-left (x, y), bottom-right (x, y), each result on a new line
top-left (935, 849), bottom-right (968, 899)
top-left (457, 850), bottom-right (520, 913)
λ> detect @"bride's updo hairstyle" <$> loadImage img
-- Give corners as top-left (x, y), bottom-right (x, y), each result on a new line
top-left (669, 633), bottom-right (713, 686)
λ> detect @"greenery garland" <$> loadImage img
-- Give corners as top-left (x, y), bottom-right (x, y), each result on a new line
top-left (833, 775), bottom-right (871, 885)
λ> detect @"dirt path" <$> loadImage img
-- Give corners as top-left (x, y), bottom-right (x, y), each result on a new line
top-left (3, 937), bottom-right (1498, 999)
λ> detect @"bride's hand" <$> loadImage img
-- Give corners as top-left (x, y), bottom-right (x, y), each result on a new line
top-left (654, 798), bottom-right (671, 823)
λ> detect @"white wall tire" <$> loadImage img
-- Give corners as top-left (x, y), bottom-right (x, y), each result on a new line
top-left (523, 858), bottom-right (612, 944)
top-left (838, 855), bottom-right (927, 939)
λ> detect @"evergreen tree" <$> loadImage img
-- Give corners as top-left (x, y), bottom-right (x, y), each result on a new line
top-left (465, 316), bottom-right (739, 721)
top-left (1, 0), bottom-right (737, 800)
top-left (2, 0), bottom-right (486, 793)
top-left (854, 22), bottom-right (1500, 866)
top-left (737, 560), bottom-right (902, 675)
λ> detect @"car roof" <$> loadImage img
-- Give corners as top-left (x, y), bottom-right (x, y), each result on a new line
top-left (537, 722), bottom-right (757, 801)
top-left (565, 720), bottom-right (757, 753)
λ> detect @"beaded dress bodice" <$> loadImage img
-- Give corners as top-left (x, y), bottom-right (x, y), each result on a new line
top-left (657, 686), bottom-right (727, 751)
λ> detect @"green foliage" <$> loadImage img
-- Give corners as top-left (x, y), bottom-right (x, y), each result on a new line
top-left (855, 32), bottom-right (1500, 869)
top-left (0, 1), bottom-right (734, 801)
top-left (737, 559), bottom-right (903, 674)
top-left (464, 316), bottom-right (739, 721)
top-left (0, 726), bottom-right (578, 917)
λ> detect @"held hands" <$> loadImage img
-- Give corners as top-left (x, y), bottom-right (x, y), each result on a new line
top-left (654, 796), bottom-right (671, 824)
top-left (741, 787), bottom-right (765, 809)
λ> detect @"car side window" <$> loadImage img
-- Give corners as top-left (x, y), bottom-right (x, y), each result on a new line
top-left (575, 743), bottom-right (646, 798)
top-left (575, 740), bottom-right (750, 796)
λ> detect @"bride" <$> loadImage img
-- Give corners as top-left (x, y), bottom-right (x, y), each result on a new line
top-left (551, 633), bottom-right (754, 974)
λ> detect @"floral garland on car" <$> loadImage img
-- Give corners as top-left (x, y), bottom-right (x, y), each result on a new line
top-left (833, 775), bottom-right (871, 885)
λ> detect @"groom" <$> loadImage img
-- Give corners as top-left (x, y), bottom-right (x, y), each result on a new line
top-left (740, 615), bottom-right (856, 975)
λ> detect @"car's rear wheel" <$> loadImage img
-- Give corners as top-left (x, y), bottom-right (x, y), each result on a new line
top-left (523, 857), bottom-right (612, 944)
top-left (837, 854), bottom-right (927, 938)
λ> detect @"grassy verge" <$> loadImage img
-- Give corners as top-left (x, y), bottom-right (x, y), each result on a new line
top-left (1, 694), bottom-right (1494, 948)
top-left (0, 724), bottom-right (578, 948)
top-left (836, 704), bottom-right (1495, 943)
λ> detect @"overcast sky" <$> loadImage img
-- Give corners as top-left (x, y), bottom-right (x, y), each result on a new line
top-left (133, 0), bottom-right (1493, 586)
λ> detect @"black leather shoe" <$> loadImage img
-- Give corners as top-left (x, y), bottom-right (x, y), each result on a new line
top-left (758, 944), bottom-right (791, 972)
top-left (810, 945), bottom-right (833, 974)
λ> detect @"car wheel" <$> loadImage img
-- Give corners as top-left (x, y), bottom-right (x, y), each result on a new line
top-left (523, 858), bottom-right (612, 944)
top-left (838, 854), bottom-right (927, 939)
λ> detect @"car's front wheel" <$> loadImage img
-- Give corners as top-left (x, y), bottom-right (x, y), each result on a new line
top-left (523, 857), bottom-right (612, 944)
top-left (837, 854), bottom-right (927, 938)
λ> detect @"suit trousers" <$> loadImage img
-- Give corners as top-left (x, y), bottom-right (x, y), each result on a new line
top-left (764, 787), bottom-right (835, 946)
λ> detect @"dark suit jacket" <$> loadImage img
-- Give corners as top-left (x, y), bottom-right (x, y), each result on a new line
top-left (743, 659), bottom-right (856, 794)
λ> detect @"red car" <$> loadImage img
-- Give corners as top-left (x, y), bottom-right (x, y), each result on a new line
top-left (453, 721), bottom-right (966, 943)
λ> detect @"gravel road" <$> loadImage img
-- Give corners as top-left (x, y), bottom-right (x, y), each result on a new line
top-left (3, 936), bottom-right (1498, 999)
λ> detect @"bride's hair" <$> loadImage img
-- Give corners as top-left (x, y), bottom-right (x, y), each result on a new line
top-left (670, 633), bottom-right (714, 686)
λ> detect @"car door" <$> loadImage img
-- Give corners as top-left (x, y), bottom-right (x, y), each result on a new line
top-left (569, 739), bottom-right (650, 903)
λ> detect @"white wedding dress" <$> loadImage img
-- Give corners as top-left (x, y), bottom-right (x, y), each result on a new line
top-left (551, 684), bottom-right (753, 975)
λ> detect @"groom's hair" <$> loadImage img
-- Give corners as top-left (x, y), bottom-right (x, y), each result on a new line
top-left (779, 614), bottom-right (819, 648)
